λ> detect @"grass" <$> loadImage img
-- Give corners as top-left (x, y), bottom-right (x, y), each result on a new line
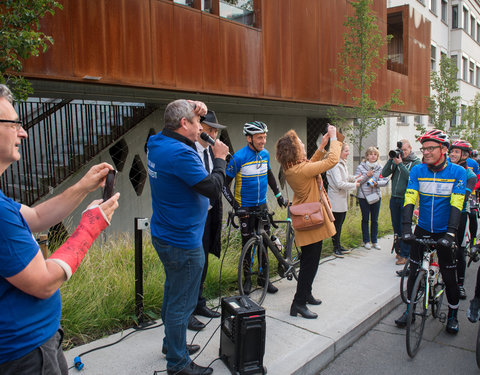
top-left (59, 195), bottom-right (393, 349)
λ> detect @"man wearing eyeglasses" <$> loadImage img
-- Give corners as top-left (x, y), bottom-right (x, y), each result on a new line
top-left (222, 121), bottom-right (287, 294)
top-left (0, 84), bottom-right (120, 374)
top-left (394, 129), bottom-right (466, 334)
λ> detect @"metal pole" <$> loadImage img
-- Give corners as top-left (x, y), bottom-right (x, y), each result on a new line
top-left (134, 217), bottom-right (149, 323)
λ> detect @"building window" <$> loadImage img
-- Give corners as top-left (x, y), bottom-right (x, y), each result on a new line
top-left (477, 65), bottom-right (480, 87)
top-left (220, 0), bottom-right (254, 26)
top-left (397, 115), bottom-right (408, 125)
top-left (431, 0), bottom-right (437, 14)
top-left (414, 115), bottom-right (423, 125)
top-left (174, 0), bottom-right (194, 7)
top-left (463, 56), bottom-right (468, 80)
top-left (387, 11), bottom-right (407, 74)
top-left (441, 51), bottom-right (447, 61)
top-left (463, 7), bottom-right (469, 30)
top-left (461, 105), bottom-right (467, 125)
top-left (470, 61), bottom-right (475, 84)
top-left (441, 0), bottom-right (448, 22)
top-left (431, 45), bottom-right (437, 71)
top-left (472, 16), bottom-right (476, 37)
top-left (477, 23), bottom-right (480, 43)
top-left (417, 0), bottom-right (425, 5)
top-left (452, 5), bottom-right (458, 28)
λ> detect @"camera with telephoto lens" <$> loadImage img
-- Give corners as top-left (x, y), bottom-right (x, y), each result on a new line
top-left (389, 141), bottom-right (403, 159)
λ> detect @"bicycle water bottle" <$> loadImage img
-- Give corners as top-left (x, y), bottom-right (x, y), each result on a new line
top-left (271, 235), bottom-right (283, 251)
top-left (429, 262), bottom-right (439, 284)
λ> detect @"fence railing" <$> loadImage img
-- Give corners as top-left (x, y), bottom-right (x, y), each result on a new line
top-left (1, 100), bottom-right (156, 205)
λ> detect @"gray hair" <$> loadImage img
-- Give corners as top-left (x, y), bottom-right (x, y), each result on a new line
top-left (0, 84), bottom-right (13, 104)
top-left (164, 99), bottom-right (195, 130)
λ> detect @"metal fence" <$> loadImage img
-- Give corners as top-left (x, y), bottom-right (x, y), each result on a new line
top-left (1, 99), bottom-right (155, 205)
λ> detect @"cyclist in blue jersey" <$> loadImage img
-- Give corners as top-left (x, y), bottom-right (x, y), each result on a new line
top-left (449, 140), bottom-right (477, 300)
top-left (223, 121), bottom-right (287, 294)
top-left (395, 129), bottom-right (467, 334)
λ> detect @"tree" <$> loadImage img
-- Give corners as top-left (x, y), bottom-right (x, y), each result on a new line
top-left (0, 0), bottom-right (62, 101)
top-left (422, 55), bottom-right (460, 134)
top-left (460, 93), bottom-right (480, 150)
top-left (330, 0), bottom-right (403, 162)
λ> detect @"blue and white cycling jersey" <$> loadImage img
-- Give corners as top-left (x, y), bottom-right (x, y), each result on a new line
top-left (226, 145), bottom-right (271, 207)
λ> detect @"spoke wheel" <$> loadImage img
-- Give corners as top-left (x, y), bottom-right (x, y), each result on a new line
top-left (431, 281), bottom-right (445, 319)
top-left (400, 258), bottom-right (410, 304)
top-left (238, 237), bottom-right (269, 305)
top-left (406, 270), bottom-right (428, 358)
top-left (282, 225), bottom-right (301, 281)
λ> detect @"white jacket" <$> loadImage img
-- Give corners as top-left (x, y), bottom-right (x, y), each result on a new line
top-left (326, 159), bottom-right (357, 212)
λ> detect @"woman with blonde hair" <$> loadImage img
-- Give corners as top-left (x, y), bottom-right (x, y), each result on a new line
top-left (275, 125), bottom-right (341, 319)
top-left (355, 146), bottom-right (389, 250)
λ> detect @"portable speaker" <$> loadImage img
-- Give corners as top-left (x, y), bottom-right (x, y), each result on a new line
top-left (219, 296), bottom-right (266, 375)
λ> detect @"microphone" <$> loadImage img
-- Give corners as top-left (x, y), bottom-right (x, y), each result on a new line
top-left (200, 132), bottom-right (215, 146)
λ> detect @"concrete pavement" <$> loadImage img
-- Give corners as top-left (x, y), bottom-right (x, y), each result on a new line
top-left (65, 234), bottom-right (403, 375)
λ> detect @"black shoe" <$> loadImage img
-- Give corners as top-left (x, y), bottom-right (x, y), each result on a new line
top-left (162, 344), bottom-right (200, 355)
top-left (340, 246), bottom-right (352, 254)
top-left (194, 305), bottom-right (221, 318)
top-left (396, 268), bottom-right (410, 277)
top-left (257, 279), bottom-right (278, 294)
top-left (306, 295), bottom-right (322, 305)
top-left (459, 285), bottom-right (467, 300)
top-left (187, 315), bottom-right (205, 331)
top-left (243, 278), bottom-right (252, 295)
top-left (446, 308), bottom-right (459, 334)
top-left (167, 361), bottom-right (213, 375)
top-left (394, 311), bottom-right (409, 328)
top-left (290, 301), bottom-right (318, 319)
top-left (333, 249), bottom-right (344, 258)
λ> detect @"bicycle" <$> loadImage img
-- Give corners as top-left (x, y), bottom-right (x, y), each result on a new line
top-left (406, 238), bottom-right (447, 358)
top-left (229, 207), bottom-right (301, 305)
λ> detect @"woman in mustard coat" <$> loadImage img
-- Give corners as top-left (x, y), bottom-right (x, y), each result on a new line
top-left (276, 125), bottom-right (341, 319)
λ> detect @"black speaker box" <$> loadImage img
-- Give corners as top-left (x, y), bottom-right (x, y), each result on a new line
top-left (219, 296), bottom-right (266, 375)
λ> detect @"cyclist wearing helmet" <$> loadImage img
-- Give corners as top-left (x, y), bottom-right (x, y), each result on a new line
top-left (448, 140), bottom-right (477, 300)
top-left (223, 121), bottom-right (287, 294)
top-left (395, 129), bottom-right (467, 334)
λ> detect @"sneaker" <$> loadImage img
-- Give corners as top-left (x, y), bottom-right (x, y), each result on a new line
top-left (363, 243), bottom-right (372, 250)
top-left (333, 249), bottom-right (345, 258)
top-left (396, 268), bottom-right (410, 277)
top-left (459, 285), bottom-right (467, 300)
top-left (394, 310), bottom-right (413, 328)
top-left (373, 243), bottom-right (381, 250)
top-left (467, 298), bottom-right (480, 323)
top-left (395, 257), bottom-right (407, 265)
top-left (446, 308), bottom-right (459, 334)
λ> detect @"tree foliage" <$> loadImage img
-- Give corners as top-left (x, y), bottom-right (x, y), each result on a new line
top-left (422, 55), bottom-right (460, 134)
top-left (0, 0), bottom-right (62, 101)
top-left (458, 93), bottom-right (480, 150)
top-left (330, 0), bottom-right (403, 161)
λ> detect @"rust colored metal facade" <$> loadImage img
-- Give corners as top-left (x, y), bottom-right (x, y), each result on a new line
top-left (21, 0), bottom-right (431, 114)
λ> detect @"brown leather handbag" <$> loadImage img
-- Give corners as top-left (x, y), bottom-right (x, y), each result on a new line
top-left (289, 201), bottom-right (324, 231)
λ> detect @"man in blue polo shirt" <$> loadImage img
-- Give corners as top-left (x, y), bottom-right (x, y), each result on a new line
top-left (147, 99), bottom-right (228, 375)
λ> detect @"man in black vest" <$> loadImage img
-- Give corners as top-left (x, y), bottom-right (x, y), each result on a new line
top-left (189, 110), bottom-right (226, 331)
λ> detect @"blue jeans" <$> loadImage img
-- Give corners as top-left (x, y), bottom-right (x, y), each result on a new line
top-left (152, 237), bottom-right (205, 372)
top-left (358, 198), bottom-right (381, 244)
top-left (389, 196), bottom-right (410, 258)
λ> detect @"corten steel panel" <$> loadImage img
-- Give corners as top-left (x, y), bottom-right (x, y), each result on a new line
top-left (174, 6), bottom-right (203, 90)
top-left (151, 0), bottom-right (175, 86)
top-left (70, 0), bottom-right (108, 78)
top-left (202, 14), bottom-right (222, 92)
top-left (22, 0), bottom-right (73, 77)
top-left (104, 0), bottom-right (152, 84)
top-left (290, 0), bottom-right (320, 101)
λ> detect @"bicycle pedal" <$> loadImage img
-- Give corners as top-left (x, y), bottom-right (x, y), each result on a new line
top-left (286, 274), bottom-right (293, 281)
top-left (438, 312), bottom-right (447, 323)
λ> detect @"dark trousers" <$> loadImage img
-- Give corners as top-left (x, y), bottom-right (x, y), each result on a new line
top-left (389, 196), bottom-right (410, 258)
top-left (331, 211), bottom-right (346, 251)
top-left (407, 226), bottom-right (459, 308)
top-left (196, 209), bottom-right (213, 309)
top-left (455, 212), bottom-right (468, 286)
top-left (470, 210), bottom-right (478, 243)
top-left (294, 241), bottom-right (323, 305)
top-left (0, 330), bottom-right (67, 375)
top-left (358, 198), bottom-right (381, 244)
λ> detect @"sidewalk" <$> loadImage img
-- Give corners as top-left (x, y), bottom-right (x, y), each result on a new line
top-left (65, 234), bottom-right (402, 375)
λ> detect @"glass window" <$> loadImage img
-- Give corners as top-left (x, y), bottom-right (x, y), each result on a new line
top-left (470, 61), bottom-right (475, 84)
top-left (464, 7), bottom-right (469, 30)
top-left (477, 23), bottom-right (480, 42)
top-left (441, 0), bottom-right (448, 22)
top-left (431, 45), bottom-right (437, 71)
top-left (463, 56), bottom-right (468, 80)
top-left (202, 0), bottom-right (213, 12)
top-left (431, 0), bottom-right (437, 14)
top-left (414, 115), bottom-right (423, 124)
top-left (461, 105), bottom-right (467, 124)
top-left (472, 16), bottom-right (476, 37)
top-left (174, 0), bottom-right (194, 7)
top-left (452, 5), bottom-right (458, 28)
top-left (477, 65), bottom-right (480, 87)
top-left (220, 0), bottom-right (254, 26)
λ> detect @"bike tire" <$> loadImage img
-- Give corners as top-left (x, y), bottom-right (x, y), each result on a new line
top-left (283, 225), bottom-right (301, 281)
top-left (400, 258), bottom-right (410, 304)
top-left (406, 270), bottom-right (428, 358)
top-left (431, 281), bottom-right (445, 319)
top-left (238, 237), bottom-right (269, 306)
top-left (476, 322), bottom-right (480, 369)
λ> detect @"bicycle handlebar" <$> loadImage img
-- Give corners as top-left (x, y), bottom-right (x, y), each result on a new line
top-left (228, 209), bottom-right (279, 229)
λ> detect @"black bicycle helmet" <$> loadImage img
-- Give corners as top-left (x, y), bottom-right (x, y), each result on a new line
top-left (418, 129), bottom-right (450, 148)
top-left (243, 121), bottom-right (268, 136)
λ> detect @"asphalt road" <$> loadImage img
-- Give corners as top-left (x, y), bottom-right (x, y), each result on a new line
top-left (319, 259), bottom-right (480, 375)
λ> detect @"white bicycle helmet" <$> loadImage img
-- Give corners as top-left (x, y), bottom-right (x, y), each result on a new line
top-left (243, 121), bottom-right (268, 136)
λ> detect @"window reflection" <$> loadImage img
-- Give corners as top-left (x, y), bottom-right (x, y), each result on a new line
top-left (174, 0), bottom-right (194, 7)
top-left (220, 0), bottom-right (254, 26)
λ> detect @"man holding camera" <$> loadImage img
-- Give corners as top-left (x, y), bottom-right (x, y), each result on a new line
top-left (382, 139), bottom-right (420, 266)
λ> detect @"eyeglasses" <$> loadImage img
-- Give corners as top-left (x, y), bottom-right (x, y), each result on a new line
top-left (420, 146), bottom-right (441, 153)
top-left (0, 119), bottom-right (23, 131)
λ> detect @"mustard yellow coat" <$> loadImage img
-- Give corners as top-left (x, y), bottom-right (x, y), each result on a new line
top-left (284, 140), bottom-right (342, 247)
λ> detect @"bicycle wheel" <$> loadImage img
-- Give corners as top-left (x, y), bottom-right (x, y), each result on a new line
top-left (476, 323), bottom-right (480, 369)
top-left (400, 258), bottom-right (410, 304)
top-left (238, 237), bottom-right (269, 305)
top-left (431, 281), bottom-right (445, 319)
top-left (283, 225), bottom-right (301, 281)
top-left (406, 270), bottom-right (428, 358)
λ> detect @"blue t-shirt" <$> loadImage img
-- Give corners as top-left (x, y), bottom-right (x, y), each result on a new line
top-left (405, 162), bottom-right (467, 233)
top-left (226, 145), bottom-right (271, 207)
top-left (467, 158), bottom-right (480, 176)
top-left (0, 190), bottom-right (61, 364)
top-left (147, 132), bottom-right (209, 249)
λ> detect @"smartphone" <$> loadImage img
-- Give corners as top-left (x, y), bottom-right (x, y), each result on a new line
top-left (103, 170), bottom-right (117, 202)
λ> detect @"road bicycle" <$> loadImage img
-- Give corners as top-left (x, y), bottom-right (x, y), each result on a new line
top-left (229, 207), bottom-right (301, 305)
top-left (406, 238), bottom-right (446, 358)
